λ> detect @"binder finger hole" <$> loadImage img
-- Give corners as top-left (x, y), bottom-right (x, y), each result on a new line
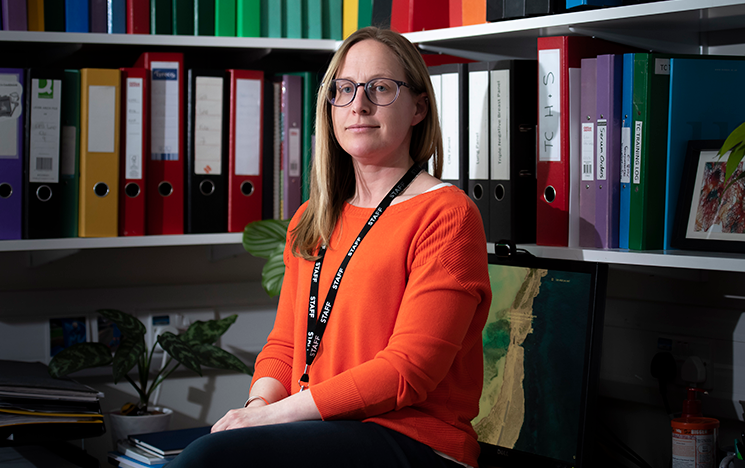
top-left (94, 182), bottom-right (110, 198)
top-left (0, 183), bottom-right (12, 199)
top-left (36, 185), bottom-right (52, 202)
top-left (240, 181), bottom-right (254, 197)
top-left (494, 184), bottom-right (505, 202)
top-left (158, 181), bottom-right (173, 197)
top-left (125, 182), bottom-right (141, 198)
top-left (544, 185), bottom-right (556, 204)
top-left (472, 183), bottom-right (484, 200)
top-left (199, 180), bottom-right (215, 196)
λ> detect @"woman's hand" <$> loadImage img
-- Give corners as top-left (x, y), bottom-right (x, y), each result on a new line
top-left (211, 389), bottom-right (322, 433)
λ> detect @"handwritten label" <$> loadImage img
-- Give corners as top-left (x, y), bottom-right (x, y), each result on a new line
top-left (29, 79), bottom-right (62, 183)
top-left (596, 119), bottom-right (607, 180)
top-left (621, 126), bottom-right (631, 184)
top-left (539, 48), bottom-right (561, 162)
top-left (581, 122), bottom-right (594, 181)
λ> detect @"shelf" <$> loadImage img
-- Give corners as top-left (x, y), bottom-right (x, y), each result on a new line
top-left (506, 244), bottom-right (745, 273)
top-left (404, 0), bottom-right (745, 60)
top-left (0, 31), bottom-right (339, 52)
top-left (0, 233), bottom-right (243, 252)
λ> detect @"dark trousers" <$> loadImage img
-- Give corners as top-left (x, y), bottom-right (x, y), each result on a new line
top-left (164, 420), bottom-right (464, 468)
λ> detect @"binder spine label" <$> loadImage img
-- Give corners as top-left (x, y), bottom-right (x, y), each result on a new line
top-left (61, 126), bottom-right (76, 176)
top-left (0, 77), bottom-right (23, 158)
top-left (125, 78), bottom-right (144, 180)
top-left (194, 76), bottom-right (224, 175)
top-left (88, 86), bottom-right (117, 153)
top-left (234, 78), bottom-right (261, 176)
top-left (596, 119), bottom-right (607, 181)
top-left (633, 121), bottom-right (642, 184)
top-left (29, 79), bottom-right (62, 183)
top-left (621, 126), bottom-right (631, 184)
top-left (581, 122), bottom-right (594, 181)
top-left (440, 73), bottom-right (459, 180)
top-left (150, 62), bottom-right (180, 162)
top-left (490, 69), bottom-right (509, 180)
top-left (468, 70), bottom-right (489, 180)
top-left (289, 127), bottom-right (301, 177)
top-left (538, 48), bottom-right (561, 162)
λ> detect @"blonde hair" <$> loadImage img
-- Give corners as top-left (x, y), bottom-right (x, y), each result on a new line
top-left (290, 26), bottom-right (443, 260)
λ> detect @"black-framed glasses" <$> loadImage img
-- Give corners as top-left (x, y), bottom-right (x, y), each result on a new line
top-left (326, 78), bottom-right (410, 107)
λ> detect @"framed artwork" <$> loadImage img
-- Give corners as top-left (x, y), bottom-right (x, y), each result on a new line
top-left (672, 140), bottom-right (745, 253)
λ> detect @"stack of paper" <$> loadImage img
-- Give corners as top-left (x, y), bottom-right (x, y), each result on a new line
top-left (0, 360), bottom-right (105, 442)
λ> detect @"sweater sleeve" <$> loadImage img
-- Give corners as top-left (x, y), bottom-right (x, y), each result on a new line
top-left (249, 212), bottom-right (304, 396)
top-left (310, 199), bottom-right (491, 420)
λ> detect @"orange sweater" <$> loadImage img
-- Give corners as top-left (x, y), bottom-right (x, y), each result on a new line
top-left (251, 185), bottom-right (492, 467)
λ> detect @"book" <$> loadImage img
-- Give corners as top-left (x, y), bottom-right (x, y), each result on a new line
top-left (1, 0), bottom-right (27, 30)
top-left (194, 0), bottom-right (214, 35)
top-left (119, 68), bottom-right (148, 237)
top-left (65, 0), bottom-right (89, 31)
top-left (60, 69), bottom-right (81, 238)
top-left (467, 61), bottom-right (491, 239)
top-left (619, 52), bottom-right (633, 249)
top-left (0, 68), bottom-right (24, 241)
top-left (0, 360), bottom-right (102, 402)
top-left (285, 0), bottom-right (302, 38)
top-left (322, 0), bottom-right (341, 40)
top-left (129, 426), bottom-right (211, 456)
top-left (117, 440), bottom-right (176, 465)
top-left (43, 0), bottom-right (66, 31)
top-left (78, 68), bottom-right (121, 238)
top-left (488, 60), bottom-right (537, 245)
top-left (237, 0), bottom-right (259, 37)
top-left (172, 0), bottom-right (194, 34)
top-left (215, 0), bottom-right (235, 36)
top-left (23, 69), bottom-right (65, 239)
top-left (260, 0), bottom-right (282, 37)
top-left (108, 451), bottom-right (169, 468)
top-left (150, 0), bottom-right (172, 34)
top-left (578, 57), bottom-right (598, 248)
top-left (185, 70), bottom-right (229, 233)
top-left (594, 53), bottom-right (623, 249)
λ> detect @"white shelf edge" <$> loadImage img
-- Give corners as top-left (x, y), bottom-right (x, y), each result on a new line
top-left (510, 244), bottom-right (745, 273)
top-left (0, 30), bottom-right (339, 51)
top-left (403, 0), bottom-right (744, 44)
top-left (0, 233), bottom-right (244, 252)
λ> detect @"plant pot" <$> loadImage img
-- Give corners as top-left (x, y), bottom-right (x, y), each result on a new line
top-left (108, 406), bottom-right (173, 446)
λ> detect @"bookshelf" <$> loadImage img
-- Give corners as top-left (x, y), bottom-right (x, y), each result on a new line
top-left (2, 0), bottom-right (745, 277)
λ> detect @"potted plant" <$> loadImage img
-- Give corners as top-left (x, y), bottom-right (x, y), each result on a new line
top-left (242, 219), bottom-right (290, 297)
top-left (48, 309), bottom-right (251, 442)
top-left (717, 121), bottom-right (745, 197)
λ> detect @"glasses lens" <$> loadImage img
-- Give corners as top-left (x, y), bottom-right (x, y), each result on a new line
top-left (328, 79), bottom-right (356, 107)
top-left (366, 79), bottom-right (398, 106)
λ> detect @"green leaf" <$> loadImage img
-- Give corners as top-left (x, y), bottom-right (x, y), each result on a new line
top-left (181, 315), bottom-right (238, 347)
top-left (718, 122), bottom-right (745, 157)
top-left (262, 247), bottom-right (285, 297)
top-left (192, 343), bottom-right (253, 374)
top-left (97, 309), bottom-right (146, 338)
top-left (725, 143), bottom-right (745, 183)
top-left (243, 219), bottom-right (290, 259)
top-left (112, 336), bottom-right (146, 383)
top-left (48, 343), bottom-right (113, 378)
top-left (157, 332), bottom-right (202, 376)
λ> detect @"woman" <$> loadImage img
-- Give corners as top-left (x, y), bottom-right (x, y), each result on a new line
top-left (168, 26), bottom-right (491, 468)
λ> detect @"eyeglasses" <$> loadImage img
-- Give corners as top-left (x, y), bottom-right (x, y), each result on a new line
top-left (326, 78), bottom-right (411, 107)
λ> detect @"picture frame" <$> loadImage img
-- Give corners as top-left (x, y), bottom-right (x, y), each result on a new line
top-left (672, 139), bottom-right (745, 254)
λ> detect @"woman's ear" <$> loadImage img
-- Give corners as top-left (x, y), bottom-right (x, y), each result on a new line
top-left (410, 93), bottom-right (428, 127)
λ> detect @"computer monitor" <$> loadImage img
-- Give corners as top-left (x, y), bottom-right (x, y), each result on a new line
top-left (476, 253), bottom-right (608, 468)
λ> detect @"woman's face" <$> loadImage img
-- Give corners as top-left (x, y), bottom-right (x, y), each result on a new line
top-left (331, 39), bottom-right (427, 167)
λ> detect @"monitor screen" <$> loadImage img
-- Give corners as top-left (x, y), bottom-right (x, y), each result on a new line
top-left (476, 253), bottom-right (608, 468)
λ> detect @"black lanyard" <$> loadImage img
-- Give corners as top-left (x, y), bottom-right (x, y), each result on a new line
top-left (299, 163), bottom-right (423, 391)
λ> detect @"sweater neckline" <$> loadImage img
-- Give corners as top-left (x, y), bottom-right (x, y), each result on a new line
top-left (343, 184), bottom-right (457, 218)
